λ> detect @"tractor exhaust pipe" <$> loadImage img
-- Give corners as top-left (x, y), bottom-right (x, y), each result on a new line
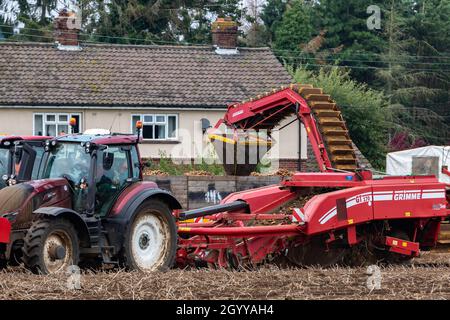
top-left (178, 200), bottom-right (248, 221)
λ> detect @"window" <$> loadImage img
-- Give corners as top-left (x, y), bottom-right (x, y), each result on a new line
top-left (43, 142), bottom-right (90, 182)
top-left (34, 113), bottom-right (82, 136)
top-left (0, 148), bottom-right (9, 176)
top-left (130, 145), bottom-right (141, 179)
top-left (96, 146), bottom-right (131, 216)
top-left (131, 114), bottom-right (178, 140)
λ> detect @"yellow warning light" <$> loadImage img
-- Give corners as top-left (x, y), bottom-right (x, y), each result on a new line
top-left (348, 219), bottom-right (354, 225)
top-left (404, 212), bottom-right (411, 217)
top-left (402, 242), bottom-right (408, 247)
top-left (178, 227), bottom-right (191, 232)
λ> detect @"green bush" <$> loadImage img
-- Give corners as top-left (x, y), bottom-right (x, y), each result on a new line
top-left (145, 151), bottom-right (225, 176)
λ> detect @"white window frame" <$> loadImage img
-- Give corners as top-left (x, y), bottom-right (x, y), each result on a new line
top-left (131, 114), bottom-right (178, 141)
top-left (33, 112), bottom-right (82, 136)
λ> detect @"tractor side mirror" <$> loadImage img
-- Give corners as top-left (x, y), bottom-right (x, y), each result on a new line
top-left (103, 152), bottom-right (114, 171)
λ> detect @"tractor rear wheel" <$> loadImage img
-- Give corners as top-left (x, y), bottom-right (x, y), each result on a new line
top-left (122, 199), bottom-right (177, 271)
top-left (22, 218), bottom-right (79, 274)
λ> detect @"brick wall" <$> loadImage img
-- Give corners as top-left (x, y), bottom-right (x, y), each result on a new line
top-left (144, 175), bottom-right (281, 210)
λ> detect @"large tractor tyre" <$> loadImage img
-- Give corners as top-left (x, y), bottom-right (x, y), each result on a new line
top-left (22, 218), bottom-right (80, 274)
top-left (121, 199), bottom-right (177, 272)
top-left (0, 244), bottom-right (7, 269)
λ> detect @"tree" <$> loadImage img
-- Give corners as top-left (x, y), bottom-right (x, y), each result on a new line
top-left (272, 0), bottom-right (316, 61)
top-left (85, 0), bottom-right (242, 45)
top-left (378, 0), bottom-right (450, 149)
top-left (270, 0), bottom-right (389, 85)
top-left (260, 0), bottom-right (287, 43)
top-left (35, 0), bottom-right (57, 24)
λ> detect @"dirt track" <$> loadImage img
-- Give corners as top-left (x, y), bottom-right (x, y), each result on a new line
top-left (0, 252), bottom-right (450, 300)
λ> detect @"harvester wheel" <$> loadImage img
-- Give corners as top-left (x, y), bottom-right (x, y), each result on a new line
top-left (22, 218), bottom-right (79, 274)
top-left (286, 238), bottom-right (347, 267)
top-left (122, 199), bottom-right (177, 271)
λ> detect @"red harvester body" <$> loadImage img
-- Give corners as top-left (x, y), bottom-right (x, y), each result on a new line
top-left (176, 85), bottom-right (450, 268)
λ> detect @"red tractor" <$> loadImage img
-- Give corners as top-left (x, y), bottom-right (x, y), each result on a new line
top-left (0, 135), bottom-right (50, 262)
top-left (0, 130), bottom-right (180, 273)
top-left (0, 136), bottom-right (49, 188)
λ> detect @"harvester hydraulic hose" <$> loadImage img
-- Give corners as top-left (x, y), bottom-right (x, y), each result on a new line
top-left (178, 200), bottom-right (248, 221)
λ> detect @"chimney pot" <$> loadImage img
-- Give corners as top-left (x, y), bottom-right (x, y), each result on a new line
top-left (212, 17), bottom-right (238, 49)
top-left (54, 9), bottom-right (80, 47)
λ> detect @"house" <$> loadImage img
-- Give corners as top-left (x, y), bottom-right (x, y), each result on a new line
top-left (0, 13), bottom-right (369, 171)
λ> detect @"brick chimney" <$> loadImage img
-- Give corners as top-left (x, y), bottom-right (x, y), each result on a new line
top-left (54, 9), bottom-right (81, 47)
top-left (212, 17), bottom-right (238, 49)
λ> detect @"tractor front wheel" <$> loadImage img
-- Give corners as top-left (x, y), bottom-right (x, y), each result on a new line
top-left (122, 199), bottom-right (177, 271)
top-left (22, 218), bottom-right (80, 274)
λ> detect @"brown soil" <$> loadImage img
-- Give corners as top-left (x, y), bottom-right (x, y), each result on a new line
top-left (184, 170), bottom-right (213, 176)
top-left (0, 252), bottom-right (449, 300)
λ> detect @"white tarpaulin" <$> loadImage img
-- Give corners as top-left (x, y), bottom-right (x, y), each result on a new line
top-left (386, 146), bottom-right (450, 184)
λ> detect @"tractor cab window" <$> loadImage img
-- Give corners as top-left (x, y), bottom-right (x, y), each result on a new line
top-left (95, 146), bottom-right (131, 216)
top-left (31, 145), bottom-right (45, 180)
top-left (43, 143), bottom-right (91, 184)
top-left (130, 145), bottom-right (141, 179)
top-left (0, 148), bottom-right (9, 176)
top-left (41, 142), bottom-right (91, 213)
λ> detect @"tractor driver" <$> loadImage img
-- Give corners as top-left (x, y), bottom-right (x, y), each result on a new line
top-left (51, 154), bottom-right (90, 185)
top-left (95, 150), bottom-right (129, 215)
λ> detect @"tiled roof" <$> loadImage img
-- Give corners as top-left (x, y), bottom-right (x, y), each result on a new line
top-left (0, 42), bottom-right (292, 108)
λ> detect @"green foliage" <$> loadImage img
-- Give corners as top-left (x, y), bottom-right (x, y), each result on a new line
top-left (84, 0), bottom-right (243, 45)
top-left (6, 18), bottom-right (53, 42)
top-left (272, 0), bottom-right (450, 150)
top-left (147, 151), bottom-right (225, 176)
top-left (244, 22), bottom-right (270, 47)
top-left (273, 0), bottom-right (315, 58)
top-left (289, 66), bottom-right (389, 168)
top-left (260, 0), bottom-right (287, 43)
top-left (193, 159), bottom-right (225, 176)
top-left (378, 0), bottom-right (450, 146)
top-left (273, 0), bottom-right (388, 85)
top-left (35, 0), bottom-right (57, 24)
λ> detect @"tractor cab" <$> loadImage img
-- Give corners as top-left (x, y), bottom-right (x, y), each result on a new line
top-left (38, 131), bottom-right (142, 216)
top-left (0, 136), bottom-right (49, 188)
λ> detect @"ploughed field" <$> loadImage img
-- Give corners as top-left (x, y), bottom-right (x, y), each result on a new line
top-left (1, 251), bottom-right (450, 300)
